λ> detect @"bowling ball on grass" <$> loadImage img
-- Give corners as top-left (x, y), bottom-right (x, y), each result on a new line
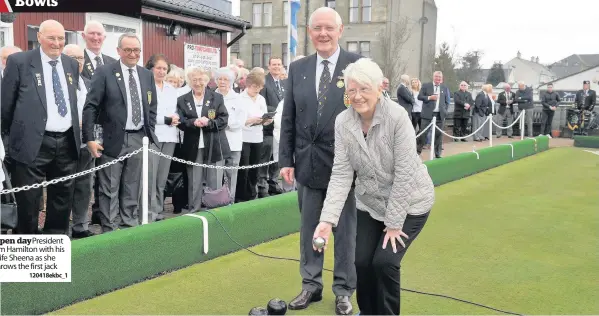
top-left (267, 298), bottom-right (287, 315)
top-left (248, 306), bottom-right (268, 315)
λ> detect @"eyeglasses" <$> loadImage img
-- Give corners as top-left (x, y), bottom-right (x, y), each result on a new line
top-left (346, 87), bottom-right (373, 97)
top-left (120, 48), bottom-right (141, 55)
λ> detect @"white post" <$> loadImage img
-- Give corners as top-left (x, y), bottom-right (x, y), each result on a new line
top-left (429, 116), bottom-right (437, 161)
top-left (142, 136), bottom-right (149, 225)
top-left (520, 110), bottom-right (525, 140)
top-left (488, 114), bottom-right (493, 147)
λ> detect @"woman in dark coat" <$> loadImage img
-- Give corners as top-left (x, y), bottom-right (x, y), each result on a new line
top-left (177, 67), bottom-right (231, 212)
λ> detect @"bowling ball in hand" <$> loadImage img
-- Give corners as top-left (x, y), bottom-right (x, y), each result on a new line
top-left (267, 298), bottom-right (287, 315)
top-left (248, 306), bottom-right (268, 315)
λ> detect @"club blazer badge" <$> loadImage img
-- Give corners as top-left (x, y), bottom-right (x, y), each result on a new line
top-left (147, 91), bottom-right (152, 104)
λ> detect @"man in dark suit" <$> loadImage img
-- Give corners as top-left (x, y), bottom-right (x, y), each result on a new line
top-left (417, 71), bottom-right (448, 158)
top-left (64, 44), bottom-right (95, 238)
top-left (396, 74), bottom-right (415, 119)
top-left (258, 56), bottom-right (285, 198)
top-left (83, 33), bottom-right (158, 232)
top-left (540, 83), bottom-right (560, 136)
top-left (515, 81), bottom-right (534, 137)
top-left (80, 21), bottom-right (117, 224)
top-left (1, 20), bottom-right (81, 234)
top-left (496, 83), bottom-right (516, 138)
top-left (279, 7), bottom-right (360, 315)
top-left (575, 80), bottom-right (596, 135)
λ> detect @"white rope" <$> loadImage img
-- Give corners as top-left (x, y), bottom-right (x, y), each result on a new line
top-left (0, 148), bottom-right (143, 195)
top-left (435, 116), bottom-right (492, 140)
top-left (415, 121), bottom-right (434, 138)
top-left (492, 111), bottom-right (525, 129)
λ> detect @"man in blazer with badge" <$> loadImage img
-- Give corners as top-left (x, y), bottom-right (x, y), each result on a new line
top-left (83, 33), bottom-right (158, 232)
top-left (80, 20), bottom-right (117, 81)
top-left (258, 57), bottom-right (286, 197)
top-left (1, 20), bottom-right (81, 234)
top-left (279, 7), bottom-right (360, 315)
top-left (417, 71), bottom-right (449, 158)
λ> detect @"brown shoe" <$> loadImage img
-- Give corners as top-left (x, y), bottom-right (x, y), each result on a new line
top-left (288, 289), bottom-right (323, 310)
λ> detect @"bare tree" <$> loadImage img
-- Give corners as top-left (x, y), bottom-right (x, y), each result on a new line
top-left (379, 17), bottom-right (417, 92)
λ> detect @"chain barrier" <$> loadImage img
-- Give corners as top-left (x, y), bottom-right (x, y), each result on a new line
top-left (435, 116), bottom-right (492, 140)
top-left (0, 147), bottom-right (277, 195)
top-left (0, 148), bottom-right (143, 195)
top-left (148, 148), bottom-right (276, 169)
top-left (491, 111), bottom-right (524, 129)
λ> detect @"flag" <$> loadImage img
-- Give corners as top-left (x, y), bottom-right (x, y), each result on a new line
top-left (289, 0), bottom-right (301, 56)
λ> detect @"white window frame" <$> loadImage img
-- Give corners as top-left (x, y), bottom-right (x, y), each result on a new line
top-left (253, 3), bottom-right (263, 27)
top-left (263, 3), bottom-right (272, 27)
top-left (283, 1), bottom-right (289, 26)
top-left (0, 21), bottom-right (15, 48)
top-left (85, 13), bottom-right (144, 65)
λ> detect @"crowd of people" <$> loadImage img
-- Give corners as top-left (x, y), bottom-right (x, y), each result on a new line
top-left (0, 19), bottom-right (297, 238)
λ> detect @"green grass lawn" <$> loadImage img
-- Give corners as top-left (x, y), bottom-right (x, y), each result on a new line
top-left (53, 147), bottom-right (599, 315)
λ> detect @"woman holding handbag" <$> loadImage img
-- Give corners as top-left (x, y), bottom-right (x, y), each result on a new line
top-left (177, 67), bottom-right (231, 212)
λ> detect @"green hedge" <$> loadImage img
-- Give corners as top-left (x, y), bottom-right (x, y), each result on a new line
top-left (573, 135), bottom-right (599, 148)
top-left (0, 136), bottom-right (551, 315)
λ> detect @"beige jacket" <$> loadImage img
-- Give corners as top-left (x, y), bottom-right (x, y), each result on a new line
top-left (320, 97), bottom-right (435, 230)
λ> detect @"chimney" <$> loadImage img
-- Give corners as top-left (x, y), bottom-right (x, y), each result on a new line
top-left (517, 51), bottom-right (522, 58)
top-left (536, 56), bottom-right (540, 63)
top-left (531, 56), bottom-right (535, 62)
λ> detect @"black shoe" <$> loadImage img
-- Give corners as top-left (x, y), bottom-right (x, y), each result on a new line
top-left (335, 296), bottom-right (353, 315)
top-left (497, 136), bottom-right (502, 138)
top-left (72, 230), bottom-right (95, 239)
top-left (268, 187), bottom-right (284, 195)
top-left (288, 289), bottom-right (323, 310)
top-left (91, 211), bottom-right (101, 225)
top-left (461, 139), bottom-right (467, 142)
top-left (258, 192), bottom-right (270, 198)
top-left (508, 136), bottom-right (514, 138)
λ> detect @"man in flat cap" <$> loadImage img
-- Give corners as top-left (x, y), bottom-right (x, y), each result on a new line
top-left (574, 80), bottom-right (596, 135)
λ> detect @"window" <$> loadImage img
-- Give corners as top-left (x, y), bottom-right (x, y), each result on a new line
top-left (252, 44), bottom-right (261, 68)
top-left (27, 25), bottom-right (79, 50)
top-left (263, 3), bottom-right (272, 27)
top-left (253, 4), bottom-right (262, 27)
top-left (349, 0), bottom-right (359, 23)
top-left (360, 41), bottom-right (370, 57)
top-left (347, 41), bottom-right (370, 57)
top-left (283, 1), bottom-right (289, 26)
top-left (282, 43), bottom-right (288, 68)
top-left (262, 44), bottom-right (271, 69)
top-left (326, 0), bottom-right (336, 8)
top-left (362, 0), bottom-right (371, 22)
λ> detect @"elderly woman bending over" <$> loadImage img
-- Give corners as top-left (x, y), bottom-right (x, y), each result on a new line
top-left (313, 58), bottom-right (435, 315)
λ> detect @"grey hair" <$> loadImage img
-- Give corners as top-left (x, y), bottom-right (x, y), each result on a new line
top-left (167, 65), bottom-right (185, 80)
top-left (0, 45), bottom-right (22, 55)
top-left (213, 67), bottom-right (236, 86)
top-left (433, 71), bottom-right (443, 77)
top-left (400, 74), bottom-right (410, 85)
top-left (118, 33), bottom-right (141, 48)
top-left (308, 7), bottom-right (343, 29)
top-left (343, 58), bottom-right (384, 89)
top-left (84, 20), bottom-right (106, 35)
top-left (185, 67), bottom-right (210, 84)
top-left (63, 44), bottom-right (83, 55)
top-left (518, 81), bottom-right (526, 86)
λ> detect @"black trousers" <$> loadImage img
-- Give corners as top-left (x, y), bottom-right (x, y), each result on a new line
top-left (257, 135), bottom-right (280, 194)
top-left (418, 113), bottom-right (444, 157)
top-left (355, 209), bottom-right (430, 315)
top-left (235, 142), bottom-right (262, 202)
top-left (453, 117), bottom-right (469, 138)
top-left (541, 110), bottom-right (555, 135)
top-left (12, 130), bottom-right (78, 234)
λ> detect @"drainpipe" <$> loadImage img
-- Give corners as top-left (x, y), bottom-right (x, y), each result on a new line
top-left (227, 24), bottom-right (247, 47)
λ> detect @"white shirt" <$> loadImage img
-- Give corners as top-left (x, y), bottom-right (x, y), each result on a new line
top-left (433, 84), bottom-right (440, 112)
top-left (120, 61), bottom-right (144, 130)
top-left (315, 45), bottom-right (340, 94)
top-left (154, 82), bottom-right (179, 143)
top-left (193, 94), bottom-right (205, 149)
top-left (273, 99), bottom-right (285, 163)
top-left (177, 85), bottom-right (191, 97)
top-left (412, 90), bottom-right (423, 112)
top-left (217, 88), bottom-right (245, 152)
top-left (240, 90), bottom-right (267, 143)
top-left (85, 49), bottom-right (104, 69)
top-left (77, 76), bottom-right (88, 148)
top-left (41, 49), bottom-right (72, 132)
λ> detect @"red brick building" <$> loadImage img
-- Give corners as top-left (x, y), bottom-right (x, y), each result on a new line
top-left (0, 0), bottom-right (251, 68)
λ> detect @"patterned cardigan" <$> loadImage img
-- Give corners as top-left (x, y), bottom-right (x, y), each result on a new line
top-left (320, 97), bottom-right (435, 230)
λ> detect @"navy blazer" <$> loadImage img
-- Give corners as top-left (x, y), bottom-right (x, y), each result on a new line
top-left (418, 82), bottom-right (449, 120)
top-left (82, 60), bottom-right (158, 158)
top-left (1, 48), bottom-right (81, 165)
top-left (279, 48), bottom-right (361, 189)
top-left (81, 50), bottom-right (116, 80)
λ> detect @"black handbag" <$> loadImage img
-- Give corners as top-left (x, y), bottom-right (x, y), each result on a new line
top-left (0, 162), bottom-right (18, 230)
